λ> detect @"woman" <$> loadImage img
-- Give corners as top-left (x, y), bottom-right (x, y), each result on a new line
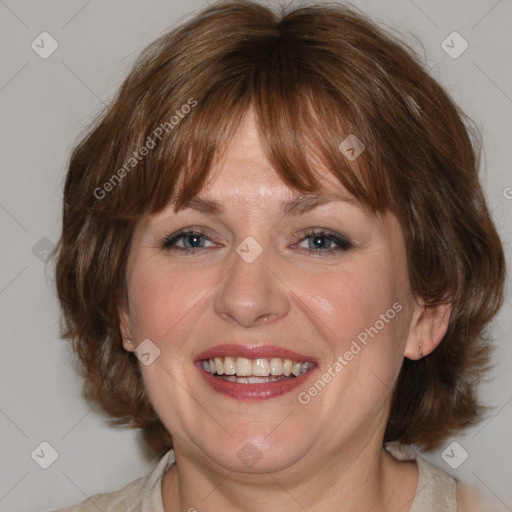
top-left (52, 1), bottom-right (506, 510)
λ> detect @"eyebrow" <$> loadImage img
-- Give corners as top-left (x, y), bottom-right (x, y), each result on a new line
top-left (177, 193), bottom-right (358, 216)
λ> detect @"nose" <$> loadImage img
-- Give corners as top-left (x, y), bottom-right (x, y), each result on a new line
top-left (213, 240), bottom-right (290, 328)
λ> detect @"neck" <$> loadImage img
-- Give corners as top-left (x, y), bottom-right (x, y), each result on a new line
top-left (161, 434), bottom-right (418, 512)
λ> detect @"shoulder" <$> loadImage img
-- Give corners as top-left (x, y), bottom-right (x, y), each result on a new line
top-left (386, 442), bottom-right (507, 512)
top-left (457, 483), bottom-right (509, 512)
top-left (50, 450), bottom-right (176, 512)
top-left (51, 474), bottom-right (146, 511)
top-left (385, 441), bottom-right (457, 511)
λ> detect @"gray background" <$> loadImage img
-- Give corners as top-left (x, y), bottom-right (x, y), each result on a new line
top-left (0, 0), bottom-right (511, 510)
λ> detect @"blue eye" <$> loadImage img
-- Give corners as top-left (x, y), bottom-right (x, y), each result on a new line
top-left (162, 230), bottom-right (215, 252)
top-left (296, 229), bottom-right (352, 256)
top-left (161, 228), bottom-right (352, 257)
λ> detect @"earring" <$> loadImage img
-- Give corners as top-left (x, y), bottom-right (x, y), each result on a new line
top-left (418, 339), bottom-right (423, 359)
top-left (123, 333), bottom-right (132, 342)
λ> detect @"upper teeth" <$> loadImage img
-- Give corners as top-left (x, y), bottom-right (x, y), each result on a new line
top-left (202, 357), bottom-right (313, 377)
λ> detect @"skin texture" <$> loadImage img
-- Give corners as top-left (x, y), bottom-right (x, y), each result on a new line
top-left (119, 109), bottom-right (452, 511)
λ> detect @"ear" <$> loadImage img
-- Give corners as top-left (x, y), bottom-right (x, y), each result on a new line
top-left (118, 301), bottom-right (135, 353)
top-left (404, 299), bottom-right (452, 360)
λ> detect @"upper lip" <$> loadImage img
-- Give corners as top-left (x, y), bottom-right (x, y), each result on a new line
top-left (194, 344), bottom-right (316, 364)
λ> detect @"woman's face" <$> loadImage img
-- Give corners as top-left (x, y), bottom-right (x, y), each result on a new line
top-left (120, 109), bottom-right (426, 474)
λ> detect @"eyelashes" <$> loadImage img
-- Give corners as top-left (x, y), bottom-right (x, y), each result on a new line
top-left (162, 229), bottom-right (216, 252)
top-left (161, 228), bottom-right (352, 257)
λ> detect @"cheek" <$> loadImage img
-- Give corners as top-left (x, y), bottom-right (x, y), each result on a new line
top-left (297, 257), bottom-right (409, 404)
top-left (305, 269), bottom-right (406, 410)
top-left (127, 260), bottom-right (214, 413)
top-left (127, 257), bottom-right (220, 351)
top-left (302, 262), bottom-right (403, 344)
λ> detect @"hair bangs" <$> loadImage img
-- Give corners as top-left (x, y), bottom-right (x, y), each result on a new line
top-left (115, 42), bottom-right (393, 222)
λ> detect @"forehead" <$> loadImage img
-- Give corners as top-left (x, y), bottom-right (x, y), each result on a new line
top-left (190, 108), bottom-right (358, 207)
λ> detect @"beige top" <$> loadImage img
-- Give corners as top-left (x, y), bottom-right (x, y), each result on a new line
top-left (51, 442), bottom-right (457, 511)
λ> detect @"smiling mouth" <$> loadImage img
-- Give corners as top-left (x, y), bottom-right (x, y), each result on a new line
top-left (201, 356), bottom-right (315, 383)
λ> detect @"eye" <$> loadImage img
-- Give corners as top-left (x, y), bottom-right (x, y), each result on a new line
top-left (293, 229), bottom-right (352, 257)
top-left (161, 229), bottom-right (218, 253)
top-left (161, 227), bottom-right (352, 257)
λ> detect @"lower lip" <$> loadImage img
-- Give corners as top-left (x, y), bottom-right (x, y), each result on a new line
top-left (197, 364), bottom-right (316, 400)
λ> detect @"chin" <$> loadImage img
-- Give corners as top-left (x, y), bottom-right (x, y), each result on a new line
top-left (197, 428), bottom-right (315, 474)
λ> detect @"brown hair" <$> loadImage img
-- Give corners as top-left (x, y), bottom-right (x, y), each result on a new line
top-left (54, 0), bottom-right (506, 458)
